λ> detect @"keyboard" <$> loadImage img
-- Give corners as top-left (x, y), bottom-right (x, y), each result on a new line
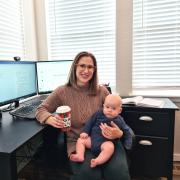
top-left (9, 99), bottom-right (43, 119)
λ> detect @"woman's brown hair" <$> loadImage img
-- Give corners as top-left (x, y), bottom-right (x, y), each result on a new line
top-left (67, 51), bottom-right (98, 95)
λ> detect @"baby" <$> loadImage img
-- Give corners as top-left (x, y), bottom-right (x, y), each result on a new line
top-left (70, 94), bottom-right (132, 168)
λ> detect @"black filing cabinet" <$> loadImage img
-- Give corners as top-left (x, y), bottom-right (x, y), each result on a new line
top-left (121, 98), bottom-right (178, 180)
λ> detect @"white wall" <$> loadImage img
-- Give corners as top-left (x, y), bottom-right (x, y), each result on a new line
top-left (23, 0), bottom-right (38, 60)
top-left (33, 0), bottom-right (48, 60)
top-left (23, 0), bottom-right (48, 61)
top-left (172, 99), bottom-right (180, 161)
top-left (116, 0), bottom-right (132, 96)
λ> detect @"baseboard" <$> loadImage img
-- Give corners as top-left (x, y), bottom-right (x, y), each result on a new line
top-left (174, 153), bottom-right (180, 161)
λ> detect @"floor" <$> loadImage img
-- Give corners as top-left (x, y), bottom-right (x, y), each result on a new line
top-left (173, 176), bottom-right (180, 180)
top-left (18, 146), bottom-right (180, 180)
top-left (172, 161), bottom-right (180, 180)
top-left (18, 159), bottom-right (180, 180)
top-left (18, 145), bottom-right (71, 180)
top-left (18, 159), bottom-right (70, 180)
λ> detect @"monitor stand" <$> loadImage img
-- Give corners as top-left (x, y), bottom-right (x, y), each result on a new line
top-left (14, 100), bottom-right (20, 108)
top-left (1, 100), bottom-right (20, 113)
top-left (0, 110), bottom-right (2, 120)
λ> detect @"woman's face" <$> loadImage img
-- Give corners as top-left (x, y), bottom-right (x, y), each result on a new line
top-left (76, 56), bottom-right (95, 87)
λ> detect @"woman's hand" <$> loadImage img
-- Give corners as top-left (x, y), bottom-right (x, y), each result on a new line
top-left (100, 121), bottom-right (123, 140)
top-left (45, 114), bottom-right (65, 129)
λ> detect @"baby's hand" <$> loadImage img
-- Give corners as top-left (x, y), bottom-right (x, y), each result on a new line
top-left (80, 132), bottom-right (88, 139)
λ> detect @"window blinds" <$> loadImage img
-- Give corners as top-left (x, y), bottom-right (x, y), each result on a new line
top-left (133, 0), bottom-right (180, 90)
top-left (45, 0), bottom-right (116, 87)
top-left (0, 0), bottom-right (25, 60)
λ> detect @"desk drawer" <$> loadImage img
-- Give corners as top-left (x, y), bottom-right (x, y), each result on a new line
top-left (130, 135), bottom-right (168, 177)
top-left (122, 110), bottom-right (170, 137)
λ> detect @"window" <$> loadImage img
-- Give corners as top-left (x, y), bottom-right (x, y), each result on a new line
top-left (0, 0), bottom-right (26, 60)
top-left (133, 0), bottom-right (180, 95)
top-left (45, 0), bottom-right (116, 89)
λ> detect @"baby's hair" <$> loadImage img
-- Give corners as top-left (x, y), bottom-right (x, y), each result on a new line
top-left (111, 93), bottom-right (121, 97)
top-left (107, 93), bottom-right (122, 100)
top-left (105, 94), bottom-right (122, 107)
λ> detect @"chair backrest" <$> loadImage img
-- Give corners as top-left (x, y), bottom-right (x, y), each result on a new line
top-left (102, 83), bottom-right (112, 94)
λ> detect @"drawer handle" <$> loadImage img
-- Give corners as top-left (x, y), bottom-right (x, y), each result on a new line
top-left (139, 116), bottom-right (153, 121)
top-left (139, 140), bottom-right (152, 146)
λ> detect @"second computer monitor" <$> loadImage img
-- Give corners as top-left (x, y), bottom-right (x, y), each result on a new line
top-left (36, 60), bottom-right (73, 94)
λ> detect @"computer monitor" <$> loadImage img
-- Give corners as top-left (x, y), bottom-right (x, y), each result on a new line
top-left (0, 61), bottom-right (37, 108)
top-left (36, 60), bottom-right (73, 94)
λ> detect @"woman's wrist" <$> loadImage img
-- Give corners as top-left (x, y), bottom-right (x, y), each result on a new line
top-left (42, 118), bottom-right (47, 124)
top-left (42, 116), bottom-right (51, 125)
top-left (111, 128), bottom-right (123, 139)
top-left (117, 130), bottom-right (123, 138)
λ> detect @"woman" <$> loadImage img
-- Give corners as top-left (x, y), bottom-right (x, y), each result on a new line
top-left (36, 51), bottom-right (131, 180)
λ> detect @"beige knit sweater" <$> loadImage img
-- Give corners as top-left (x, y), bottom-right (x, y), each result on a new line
top-left (36, 84), bottom-right (109, 155)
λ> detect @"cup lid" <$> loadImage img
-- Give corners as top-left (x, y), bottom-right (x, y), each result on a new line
top-left (56, 106), bottom-right (71, 113)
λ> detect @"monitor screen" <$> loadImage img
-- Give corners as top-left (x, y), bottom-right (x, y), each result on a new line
top-left (36, 60), bottom-right (73, 94)
top-left (0, 61), bottom-right (37, 107)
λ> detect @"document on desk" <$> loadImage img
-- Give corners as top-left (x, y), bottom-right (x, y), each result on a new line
top-left (122, 96), bottom-right (165, 108)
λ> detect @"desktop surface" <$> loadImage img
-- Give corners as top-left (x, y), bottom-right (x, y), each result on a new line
top-left (0, 111), bottom-right (45, 154)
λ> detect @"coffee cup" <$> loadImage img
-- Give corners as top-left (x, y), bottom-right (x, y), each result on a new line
top-left (56, 106), bottom-right (71, 129)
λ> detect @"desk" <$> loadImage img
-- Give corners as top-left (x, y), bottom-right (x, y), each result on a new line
top-left (122, 98), bottom-right (178, 180)
top-left (0, 112), bottom-right (45, 180)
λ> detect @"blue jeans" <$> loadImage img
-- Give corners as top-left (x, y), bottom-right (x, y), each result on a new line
top-left (69, 141), bottom-right (131, 180)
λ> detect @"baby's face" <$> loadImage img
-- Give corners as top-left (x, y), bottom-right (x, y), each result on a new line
top-left (103, 96), bottom-right (122, 119)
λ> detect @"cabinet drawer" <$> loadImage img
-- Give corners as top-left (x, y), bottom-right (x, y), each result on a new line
top-left (122, 110), bottom-right (170, 137)
top-left (130, 135), bottom-right (168, 177)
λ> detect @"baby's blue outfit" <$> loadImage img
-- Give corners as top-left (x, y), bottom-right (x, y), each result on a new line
top-left (83, 109), bottom-right (133, 156)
